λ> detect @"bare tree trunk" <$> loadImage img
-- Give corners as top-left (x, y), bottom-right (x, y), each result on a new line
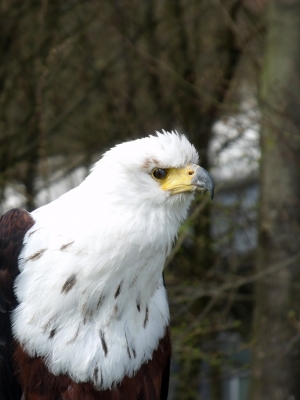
top-left (250, 1), bottom-right (300, 399)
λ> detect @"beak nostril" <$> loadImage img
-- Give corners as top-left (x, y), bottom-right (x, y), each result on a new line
top-left (188, 170), bottom-right (194, 176)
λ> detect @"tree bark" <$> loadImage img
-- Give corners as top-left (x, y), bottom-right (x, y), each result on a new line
top-left (250, 1), bottom-right (300, 399)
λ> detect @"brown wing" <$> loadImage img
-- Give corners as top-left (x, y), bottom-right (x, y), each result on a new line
top-left (0, 208), bottom-right (35, 400)
top-left (14, 328), bottom-right (171, 400)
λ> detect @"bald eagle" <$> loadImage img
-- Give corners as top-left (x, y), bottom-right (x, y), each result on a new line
top-left (0, 131), bottom-right (213, 400)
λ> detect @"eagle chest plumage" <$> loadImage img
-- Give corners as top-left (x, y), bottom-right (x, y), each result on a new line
top-left (1, 209), bottom-right (171, 400)
top-left (0, 132), bottom-right (214, 400)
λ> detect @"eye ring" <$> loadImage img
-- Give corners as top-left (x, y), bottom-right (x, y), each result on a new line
top-left (152, 168), bottom-right (168, 180)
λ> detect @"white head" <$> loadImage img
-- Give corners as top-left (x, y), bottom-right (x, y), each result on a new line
top-left (83, 130), bottom-right (213, 215)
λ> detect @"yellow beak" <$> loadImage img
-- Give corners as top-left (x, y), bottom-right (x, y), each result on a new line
top-left (159, 165), bottom-right (214, 198)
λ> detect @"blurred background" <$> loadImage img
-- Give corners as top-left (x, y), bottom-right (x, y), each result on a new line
top-left (1, 0), bottom-right (300, 399)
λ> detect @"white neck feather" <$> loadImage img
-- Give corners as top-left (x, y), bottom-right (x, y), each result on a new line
top-left (13, 178), bottom-right (193, 388)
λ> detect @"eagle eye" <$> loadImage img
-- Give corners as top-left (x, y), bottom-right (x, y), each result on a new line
top-left (152, 168), bottom-right (168, 180)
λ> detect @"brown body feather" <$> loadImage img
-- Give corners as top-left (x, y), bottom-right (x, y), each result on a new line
top-left (0, 208), bottom-right (171, 400)
top-left (0, 209), bottom-right (35, 400)
top-left (14, 329), bottom-right (171, 400)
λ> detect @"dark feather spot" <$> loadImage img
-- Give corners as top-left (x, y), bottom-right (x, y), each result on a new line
top-left (28, 248), bottom-right (47, 261)
top-left (43, 318), bottom-right (54, 333)
top-left (67, 324), bottom-right (80, 344)
top-left (142, 158), bottom-right (151, 169)
top-left (28, 229), bottom-right (40, 237)
top-left (112, 304), bottom-right (118, 317)
top-left (97, 295), bottom-right (105, 309)
top-left (125, 333), bottom-right (136, 360)
top-left (144, 307), bottom-right (149, 328)
top-left (136, 302), bottom-right (140, 312)
top-left (83, 308), bottom-right (95, 324)
top-left (132, 347), bottom-right (136, 358)
top-left (126, 344), bottom-right (131, 359)
top-left (99, 330), bottom-right (108, 356)
top-left (114, 282), bottom-right (122, 298)
top-left (49, 328), bottom-right (56, 339)
top-left (61, 274), bottom-right (77, 293)
top-left (60, 241), bottom-right (75, 251)
top-left (130, 275), bottom-right (138, 288)
top-left (142, 157), bottom-right (159, 170)
top-left (93, 367), bottom-right (99, 382)
top-left (81, 301), bottom-right (87, 314)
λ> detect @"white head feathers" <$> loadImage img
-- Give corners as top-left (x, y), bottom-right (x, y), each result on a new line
top-left (82, 130), bottom-right (199, 206)
top-left (99, 130), bottom-right (199, 170)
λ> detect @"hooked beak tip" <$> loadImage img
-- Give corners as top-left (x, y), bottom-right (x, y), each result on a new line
top-left (192, 167), bottom-right (214, 199)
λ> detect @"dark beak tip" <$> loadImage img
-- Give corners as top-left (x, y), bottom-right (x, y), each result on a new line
top-left (203, 185), bottom-right (214, 200)
top-left (193, 166), bottom-right (214, 200)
